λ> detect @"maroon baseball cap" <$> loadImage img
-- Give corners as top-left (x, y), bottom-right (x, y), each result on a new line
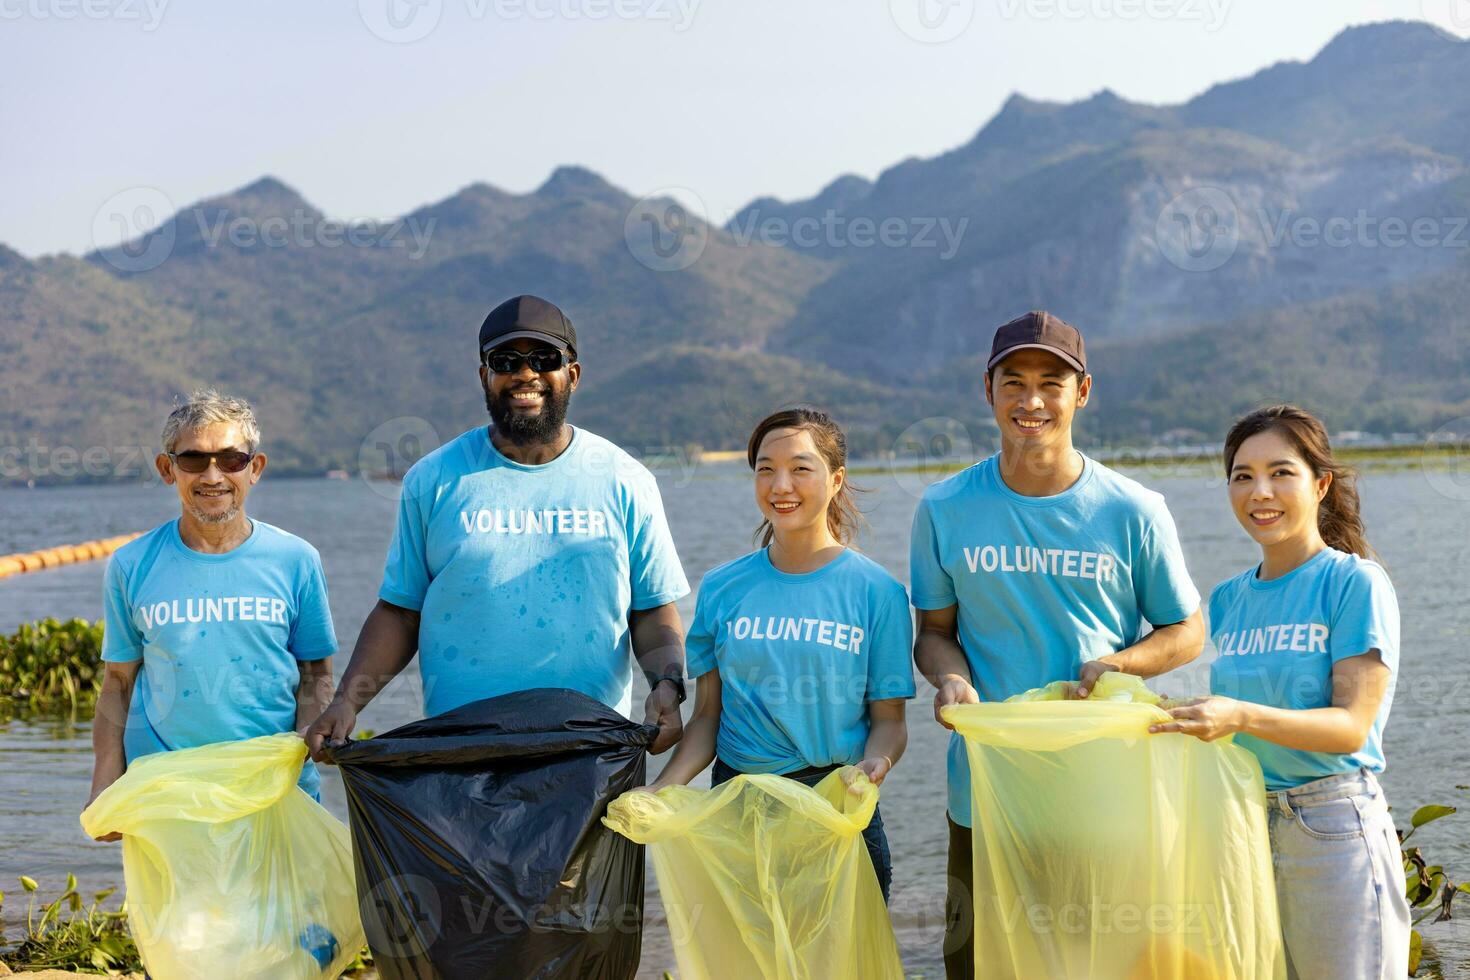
top-left (987, 311), bottom-right (1086, 374)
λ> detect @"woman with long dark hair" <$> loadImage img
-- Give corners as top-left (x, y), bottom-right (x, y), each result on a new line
top-left (1151, 405), bottom-right (1410, 978)
top-left (645, 407), bottom-right (914, 901)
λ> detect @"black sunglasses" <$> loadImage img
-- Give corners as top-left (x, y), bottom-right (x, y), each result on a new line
top-left (168, 450), bottom-right (255, 474)
top-left (483, 348), bottom-right (573, 375)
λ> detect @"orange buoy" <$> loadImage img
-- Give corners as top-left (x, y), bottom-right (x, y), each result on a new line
top-left (0, 532), bottom-right (141, 578)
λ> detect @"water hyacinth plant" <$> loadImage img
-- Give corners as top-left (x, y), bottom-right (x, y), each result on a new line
top-left (0, 617), bottom-right (105, 715)
top-left (1401, 804), bottom-right (1470, 976)
top-left (0, 873), bottom-right (138, 974)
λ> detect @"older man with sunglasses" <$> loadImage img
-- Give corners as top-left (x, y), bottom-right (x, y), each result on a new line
top-left (86, 390), bottom-right (337, 838)
top-left (305, 295), bottom-right (690, 757)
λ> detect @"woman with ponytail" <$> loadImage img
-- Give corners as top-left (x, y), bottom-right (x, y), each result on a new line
top-left (644, 408), bottom-right (914, 901)
top-left (1150, 405), bottom-right (1409, 978)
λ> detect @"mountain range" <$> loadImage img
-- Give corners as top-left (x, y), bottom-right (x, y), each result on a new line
top-left (3, 19), bottom-right (1468, 481)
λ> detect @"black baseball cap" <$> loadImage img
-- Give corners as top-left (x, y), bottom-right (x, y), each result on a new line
top-left (987, 311), bottom-right (1086, 374)
top-left (478, 295), bottom-right (578, 358)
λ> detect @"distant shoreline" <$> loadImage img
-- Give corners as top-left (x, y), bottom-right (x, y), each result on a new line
top-left (0, 441), bottom-right (1460, 489)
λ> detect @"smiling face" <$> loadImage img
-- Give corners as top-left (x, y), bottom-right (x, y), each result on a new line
top-left (984, 348), bottom-right (1090, 451)
top-left (480, 337), bottom-right (580, 445)
top-left (754, 427), bottom-right (843, 540)
top-left (157, 422), bottom-right (264, 525)
top-left (1228, 428), bottom-right (1332, 550)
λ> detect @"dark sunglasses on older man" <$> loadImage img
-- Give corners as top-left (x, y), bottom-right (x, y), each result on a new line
top-left (484, 347), bottom-right (572, 375)
top-left (168, 450), bottom-right (255, 474)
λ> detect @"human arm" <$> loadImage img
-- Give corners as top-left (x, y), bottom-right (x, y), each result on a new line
top-left (302, 600), bottom-right (419, 760)
top-left (1077, 608), bottom-right (1205, 697)
top-left (631, 601), bottom-right (687, 755)
top-left (914, 605), bottom-right (978, 730)
top-left (849, 698), bottom-right (907, 792)
top-left (86, 660), bottom-right (140, 841)
top-left (646, 669), bottom-right (721, 790)
top-left (1150, 651), bottom-right (1389, 749)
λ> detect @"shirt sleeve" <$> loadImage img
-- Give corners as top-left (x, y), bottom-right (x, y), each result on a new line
top-left (908, 497), bottom-right (956, 610)
top-left (290, 550), bottom-right (338, 661)
top-left (684, 584), bottom-right (717, 679)
top-left (1133, 505), bottom-right (1201, 626)
top-left (101, 555), bottom-right (143, 663)
top-left (866, 584), bottom-right (917, 701)
top-left (379, 471), bottom-right (433, 612)
top-left (1331, 562), bottom-right (1399, 671)
top-left (627, 476), bottom-right (691, 610)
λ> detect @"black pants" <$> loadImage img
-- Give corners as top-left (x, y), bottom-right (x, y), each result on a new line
top-left (710, 758), bottom-right (893, 903)
top-left (944, 815), bottom-right (975, 980)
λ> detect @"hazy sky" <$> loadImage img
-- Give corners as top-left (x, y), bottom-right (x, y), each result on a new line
top-left (3, 0), bottom-right (1464, 257)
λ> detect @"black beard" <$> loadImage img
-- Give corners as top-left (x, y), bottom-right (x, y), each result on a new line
top-left (486, 385), bottom-right (572, 446)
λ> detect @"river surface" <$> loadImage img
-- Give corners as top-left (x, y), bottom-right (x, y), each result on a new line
top-left (2, 457), bottom-right (1467, 976)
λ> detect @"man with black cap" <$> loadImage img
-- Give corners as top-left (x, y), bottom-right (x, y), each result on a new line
top-left (908, 311), bottom-right (1205, 979)
top-left (305, 294), bottom-right (690, 755)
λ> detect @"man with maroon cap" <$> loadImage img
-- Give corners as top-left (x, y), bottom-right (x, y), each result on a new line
top-left (306, 294), bottom-right (690, 755)
top-left (908, 311), bottom-right (1205, 978)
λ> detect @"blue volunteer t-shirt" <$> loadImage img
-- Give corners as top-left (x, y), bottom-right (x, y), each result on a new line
top-left (380, 426), bottom-right (690, 719)
top-left (1208, 547), bottom-right (1399, 792)
top-left (102, 519), bottom-right (337, 798)
top-left (909, 453), bottom-right (1200, 826)
top-left (686, 547), bottom-right (916, 775)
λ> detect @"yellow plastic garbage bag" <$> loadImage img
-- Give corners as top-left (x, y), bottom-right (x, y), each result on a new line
top-left (943, 674), bottom-right (1284, 980)
top-left (603, 769), bottom-right (903, 980)
top-left (80, 733), bottom-right (366, 980)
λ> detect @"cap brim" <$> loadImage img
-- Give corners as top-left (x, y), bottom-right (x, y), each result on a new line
top-left (986, 343), bottom-right (1086, 374)
top-left (480, 330), bottom-right (572, 353)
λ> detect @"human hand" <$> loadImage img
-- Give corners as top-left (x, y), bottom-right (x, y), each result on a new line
top-left (1148, 696), bottom-right (1245, 741)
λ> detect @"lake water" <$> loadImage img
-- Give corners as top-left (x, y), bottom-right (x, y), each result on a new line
top-left (2, 457), bottom-right (1467, 976)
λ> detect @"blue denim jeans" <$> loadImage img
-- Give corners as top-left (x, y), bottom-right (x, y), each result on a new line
top-left (710, 758), bottom-right (893, 903)
top-left (1267, 768), bottom-right (1411, 980)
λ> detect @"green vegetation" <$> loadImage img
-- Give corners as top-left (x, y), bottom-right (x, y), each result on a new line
top-left (0, 618), bottom-right (104, 717)
top-left (0, 874), bottom-right (376, 976)
top-left (1401, 805), bottom-right (1470, 976)
top-left (0, 873), bottom-right (136, 974)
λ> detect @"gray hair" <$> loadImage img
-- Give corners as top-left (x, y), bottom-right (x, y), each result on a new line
top-left (161, 389), bottom-right (261, 453)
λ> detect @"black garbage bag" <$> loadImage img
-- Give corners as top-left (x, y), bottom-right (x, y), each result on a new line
top-left (323, 688), bottom-right (657, 980)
